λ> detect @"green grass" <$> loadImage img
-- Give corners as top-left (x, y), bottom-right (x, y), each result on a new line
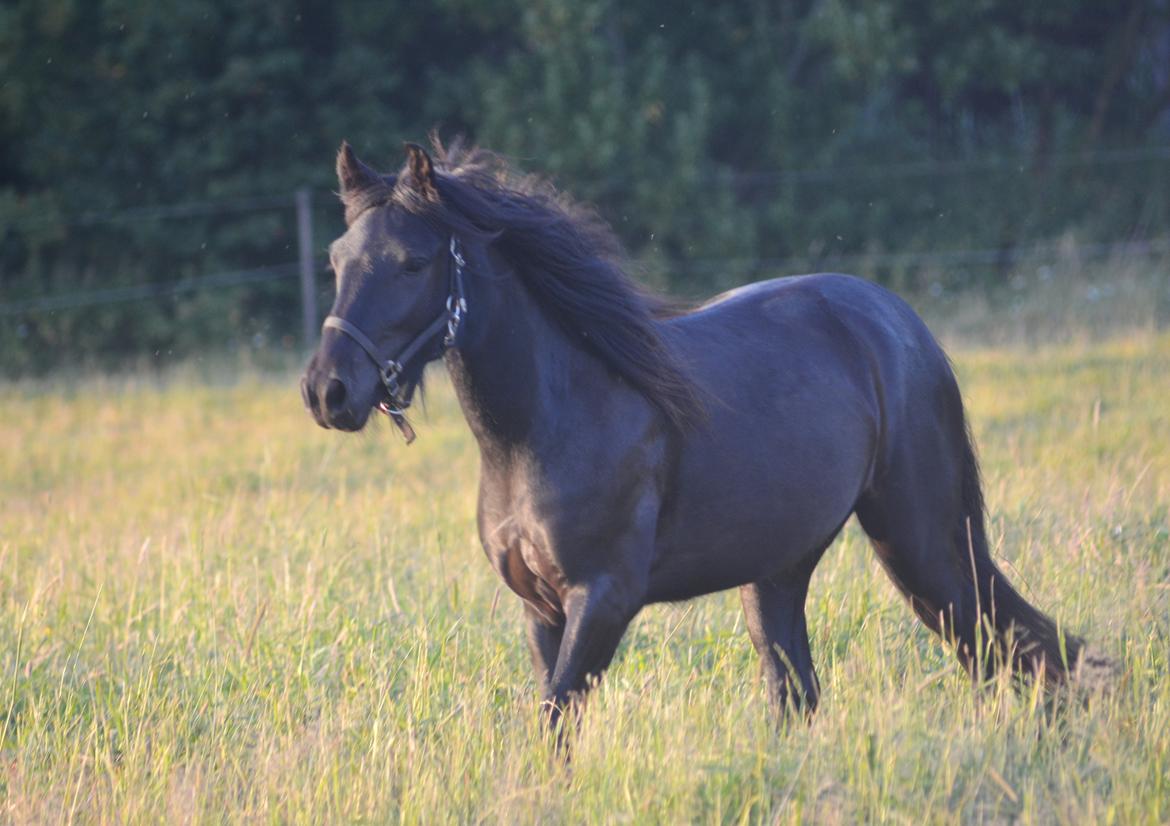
top-left (2, 328), bottom-right (1169, 824)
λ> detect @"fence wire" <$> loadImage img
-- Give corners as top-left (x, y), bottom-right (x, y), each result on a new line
top-left (0, 263), bottom-right (300, 317)
top-left (3, 147), bottom-right (1168, 320)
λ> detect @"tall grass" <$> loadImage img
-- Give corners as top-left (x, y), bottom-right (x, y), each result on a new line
top-left (2, 317), bottom-right (1168, 822)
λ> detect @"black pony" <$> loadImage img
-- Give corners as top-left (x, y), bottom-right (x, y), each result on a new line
top-left (302, 138), bottom-right (1086, 729)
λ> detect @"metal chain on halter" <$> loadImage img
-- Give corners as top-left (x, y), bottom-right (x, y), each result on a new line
top-left (380, 360), bottom-right (405, 410)
top-left (445, 237), bottom-right (468, 347)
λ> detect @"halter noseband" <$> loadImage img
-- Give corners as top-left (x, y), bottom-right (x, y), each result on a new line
top-left (322, 237), bottom-right (467, 443)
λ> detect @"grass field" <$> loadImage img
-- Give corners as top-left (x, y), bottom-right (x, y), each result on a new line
top-left (2, 314), bottom-right (1169, 822)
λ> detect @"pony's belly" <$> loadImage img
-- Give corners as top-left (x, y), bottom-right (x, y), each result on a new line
top-left (644, 544), bottom-right (773, 601)
top-left (647, 422), bottom-right (872, 601)
top-left (646, 504), bottom-right (848, 602)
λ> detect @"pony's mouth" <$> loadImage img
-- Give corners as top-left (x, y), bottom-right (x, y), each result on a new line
top-left (344, 371), bottom-right (407, 430)
top-left (333, 377), bottom-right (411, 433)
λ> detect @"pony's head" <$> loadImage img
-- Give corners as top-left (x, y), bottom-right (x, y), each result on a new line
top-left (303, 137), bottom-right (704, 436)
top-left (301, 142), bottom-right (454, 431)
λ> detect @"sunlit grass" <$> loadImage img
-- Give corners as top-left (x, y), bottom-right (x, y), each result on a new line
top-left (2, 329), bottom-right (1168, 823)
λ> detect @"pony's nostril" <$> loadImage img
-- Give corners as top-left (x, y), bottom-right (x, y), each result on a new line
top-left (324, 378), bottom-right (347, 413)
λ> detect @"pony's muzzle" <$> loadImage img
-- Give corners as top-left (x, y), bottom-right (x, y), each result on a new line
top-left (302, 362), bottom-right (374, 431)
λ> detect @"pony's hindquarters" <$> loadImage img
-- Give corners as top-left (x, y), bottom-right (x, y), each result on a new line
top-left (854, 357), bottom-right (1083, 685)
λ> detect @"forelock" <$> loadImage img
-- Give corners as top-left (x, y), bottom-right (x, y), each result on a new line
top-left (340, 175), bottom-right (397, 225)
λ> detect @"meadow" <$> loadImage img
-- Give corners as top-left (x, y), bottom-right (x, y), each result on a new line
top-left (2, 276), bottom-right (1169, 823)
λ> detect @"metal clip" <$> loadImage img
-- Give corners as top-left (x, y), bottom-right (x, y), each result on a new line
top-left (445, 293), bottom-right (467, 346)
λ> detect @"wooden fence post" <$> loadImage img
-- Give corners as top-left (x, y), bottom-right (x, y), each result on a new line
top-left (296, 187), bottom-right (318, 347)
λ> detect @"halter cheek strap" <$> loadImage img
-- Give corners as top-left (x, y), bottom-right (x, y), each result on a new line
top-left (322, 237), bottom-right (467, 444)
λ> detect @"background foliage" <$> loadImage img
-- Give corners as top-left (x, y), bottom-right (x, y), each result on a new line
top-left (2, 0), bottom-right (1170, 371)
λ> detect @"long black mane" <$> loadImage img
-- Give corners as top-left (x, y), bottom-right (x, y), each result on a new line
top-left (343, 138), bottom-right (705, 431)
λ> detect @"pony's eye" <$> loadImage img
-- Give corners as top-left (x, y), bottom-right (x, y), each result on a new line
top-left (402, 256), bottom-right (428, 274)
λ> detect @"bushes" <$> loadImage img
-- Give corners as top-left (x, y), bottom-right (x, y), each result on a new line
top-left (2, 0), bottom-right (1168, 372)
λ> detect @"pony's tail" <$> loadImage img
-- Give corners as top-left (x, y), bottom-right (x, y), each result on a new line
top-left (956, 420), bottom-right (1084, 684)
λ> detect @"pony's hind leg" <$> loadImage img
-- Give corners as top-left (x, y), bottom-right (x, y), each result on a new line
top-left (854, 407), bottom-right (1082, 684)
top-left (854, 454), bottom-right (987, 676)
top-left (740, 574), bottom-right (820, 715)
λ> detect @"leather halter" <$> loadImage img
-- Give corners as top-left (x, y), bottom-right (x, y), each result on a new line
top-left (322, 237), bottom-right (467, 443)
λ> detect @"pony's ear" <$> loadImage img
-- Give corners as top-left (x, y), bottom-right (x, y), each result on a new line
top-left (402, 141), bottom-right (439, 200)
top-left (336, 141), bottom-right (380, 195)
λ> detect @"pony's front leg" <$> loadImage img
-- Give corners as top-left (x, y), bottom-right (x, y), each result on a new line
top-left (523, 603), bottom-right (564, 695)
top-left (542, 574), bottom-right (643, 734)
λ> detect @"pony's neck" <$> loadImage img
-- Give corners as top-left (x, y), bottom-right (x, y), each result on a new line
top-left (442, 247), bottom-right (600, 457)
